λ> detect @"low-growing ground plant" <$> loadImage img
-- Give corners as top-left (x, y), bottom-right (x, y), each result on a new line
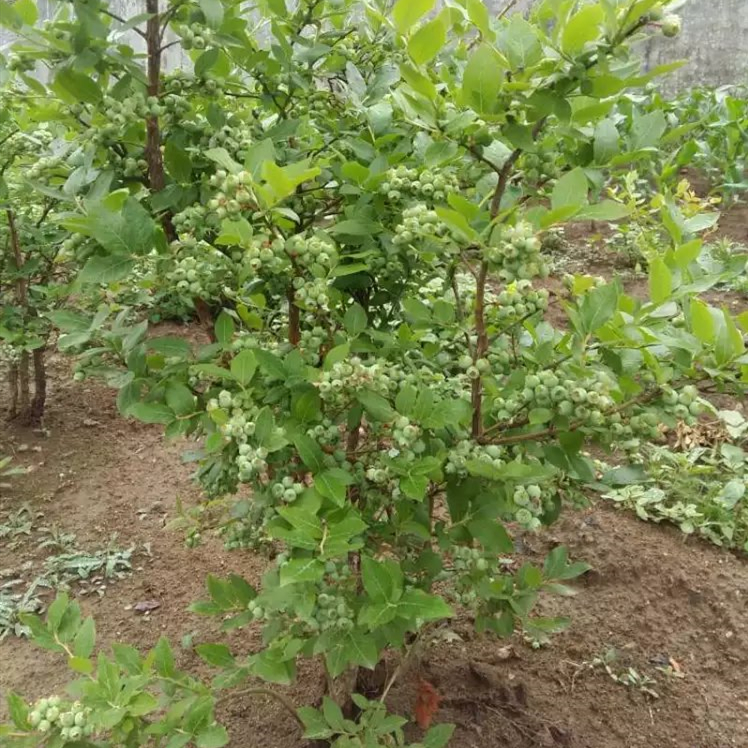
top-left (602, 434), bottom-right (748, 551)
top-left (2, 0), bottom-right (748, 745)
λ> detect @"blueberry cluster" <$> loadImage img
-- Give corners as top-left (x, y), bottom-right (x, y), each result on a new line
top-left (492, 367), bottom-right (616, 425)
top-left (445, 441), bottom-right (506, 475)
top-left (26, 155), bottom-right (64, 184)
top-left (28, 697), bottom-right (93, 740)
top-left (449, 547), bottom-right (505, 610)
top-left (512, 484), bottom-right (544, 531)
top-left (392, 204), bottom-right (450, 246)
top-left (270, 475), bottom-right (307, 504)
top-left (243, 238), bottom-right (288, 274)
top-left (292, 276), bottom-right (330, 311)
top-left (205, 121), bottom-right (255, 159)
top-left (285, 234), bottom-right (338, 272)
top-left (492, 280), bottom-right (550, 326)
top-left (484, 222), bottom-right (546, 281)
top-left (521, 152), bottom-right (559, 184)
top-left (179, 22), bottom-right (214, 50)
top-left (380, 166), bottom-right (458, 204)
top-left (317, 358), bottom-right (392, 406)
top-left (207, 169), bottom-right (257, 219)
top-left (167, 242), bottom-right (234, 299)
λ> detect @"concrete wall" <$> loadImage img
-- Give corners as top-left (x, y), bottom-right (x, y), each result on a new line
top-left (3, 1), bottom-right (747, 92)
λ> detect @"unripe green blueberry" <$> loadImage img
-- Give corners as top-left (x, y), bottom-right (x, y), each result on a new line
top-left (525, 374), bottom-right (540, 389)
top-left (661, 14), bottom-right (681, 37)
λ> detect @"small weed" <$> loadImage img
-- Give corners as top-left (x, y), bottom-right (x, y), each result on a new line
top-left (43, 538), bottom-right (134, 592)
top-left (36, 525), bottom-right (78, 553)
top-left (601, 420), bottom-right (748, 551)
top-left (0, 578), bottom-right (48, 640)
top-left (0, 537), bottom-right (137, 638)
top-left (0, 505), bottom-right (37, 549)
top-left (568, 648), bottom-right (660, 699)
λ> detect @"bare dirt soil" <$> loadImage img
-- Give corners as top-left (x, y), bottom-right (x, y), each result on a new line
top-left (1, 207), bottom-right (747, 747)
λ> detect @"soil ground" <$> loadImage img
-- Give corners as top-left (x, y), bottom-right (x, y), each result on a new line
top-left (1, 204), bottom-right (747, 748)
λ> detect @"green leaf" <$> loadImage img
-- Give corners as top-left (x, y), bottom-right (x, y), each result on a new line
top-left (466, 459), bottom-right (556, 483)
top-left (280, 558), bottom-right (325, 586)
top-left (293, 434), bottom-right (325, 473)
top-left (215, 312), bottom-right (235, 344)
top-left (466, 0), bottom-right (490, 37)
top-left (468, 519), bottom-right (514, 553)
top-left (129, 402), bottom-right (175, 425)
top-left (46, 593), bottom-right (69, 633)
top-left (393, 0), bottom-right (435, 34)
top-left (396, 589), bottom-right (452, 622)
top-left (149, 336), bottom-right (192, 358)
top-left (648, 257), bottom-right (672, 305)
top-left (112, 643), bottom-right (142, 674)
top-left (593, 118), bottom-right (619, 163)
top-left (395, 385), bottom-right (418, 416)
top-left (562, 4), bottom-right (604, 53)
top-left (575, 200), bottom-right (631, 221)
top-left (164, 141), bottom-right (193, 183)
top-left (68, 655), bottom-right (94, 674)
top-left (344, 303), bottom-right (368, 336)
top-left (424, 723), bottom-right (456, 748)
top-left (53, 68), bottom-right (101, 104)
top-left (292, 388), bottom-right (321, 423)
top-left (254, 349), bottom-right (286, 379)
top-left (199, 0), bottom-right (224, 27)
top-left (129, 692), bottom-right (159, 717)
top-left (601, 464), bottom-right (649, 486)
top-left (551, 168), bottom-right (588, 211)
top-left (79, 255), bottom-right (135, 284)
top-left (496, 16), bottom-right (541, 70)
top-left (196, 725), bottom-right (230, 748)
top-left (14, 0), bottom-right (37, 24)
top-left (322, 697), bottom-right (346, 732)
top-left (254, 407), bottom-right (275, 447)
top-left (230, 350), bottom-right (257, 385)
top-left (542, 546), bottom-right (568, 579)
top-left (408, 17), bottom-right (447, 66)
top-left (47, 310), bottom-right (91, 333)
top-left (631, 111), bottom-right (667, 149)
top-left (361, 557), bottom-right (403, 603)
top-left (317, 629), bottom-right (378, 677)
top-left (87, 198), bottom-right (155, 256)
top-left (690, 299), bottom-right (715, 344)
top-left (357, 389), bottom-right (397, 422)
top-left (461, 45), bottom-right (503, 115)
top-left (154, 636), bottom-right (176, 677)
top-left (315, 469), bottom-right (354, 506)
top-left (324, 343), bottom-right (350, 370)
top-left (7, 692), bottom-right (30, 731)
top-left (196, 643), bottom-right (235, 668)
top-left (73, 616), bottom-right (96, 658)
top-left (579, 282), bottom-right (618, 333)
top-left (166, 383), bottom-right (195, 416)
top-left (204, 147), bottom-right (241, 174)
top-left (298, 706), bottom-right (333, 740)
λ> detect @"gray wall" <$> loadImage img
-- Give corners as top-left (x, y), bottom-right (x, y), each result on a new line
top-left (3, 1), bottom-right (747, 92)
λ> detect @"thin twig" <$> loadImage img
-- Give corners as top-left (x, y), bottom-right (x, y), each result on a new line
top-left (102, 8), bottom-right (147, 38)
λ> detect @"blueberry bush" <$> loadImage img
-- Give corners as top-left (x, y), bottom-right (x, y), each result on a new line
top-left (2, 0), bottom-right (748, 745)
